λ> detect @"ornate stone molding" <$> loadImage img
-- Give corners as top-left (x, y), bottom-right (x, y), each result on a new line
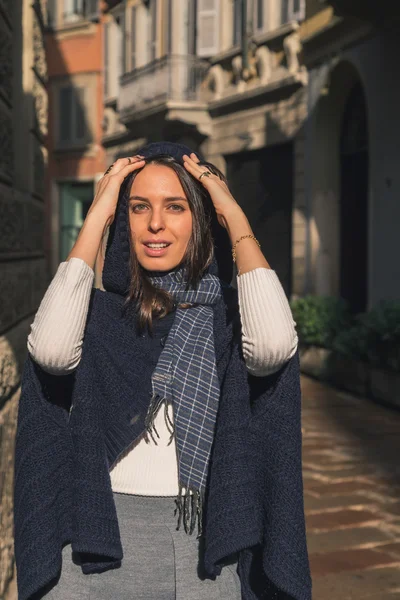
top-left (33, 78), bottom-right (48, 139)
top-left (284, 31), bottom-right (308, 85)
top-left (207, 65), bottom-right (225, 101)
top-left (33, 9), bottom-right (48, 83)
top-left (255, 46), bottom-right (272, 85)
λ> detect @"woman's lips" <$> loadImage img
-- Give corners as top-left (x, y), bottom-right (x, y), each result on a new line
top-left (142, 243), bottom-right (171, 257)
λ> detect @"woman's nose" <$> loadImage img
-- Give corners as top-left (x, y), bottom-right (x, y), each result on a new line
top-left (148, 209), bottom-right (165, 233)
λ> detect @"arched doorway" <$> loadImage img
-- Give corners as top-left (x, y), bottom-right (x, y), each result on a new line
top-left (340, 82), bottom-right (369, 313)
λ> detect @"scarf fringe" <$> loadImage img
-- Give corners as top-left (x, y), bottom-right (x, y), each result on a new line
top-left (174, 484), bottom-right (204, 538)
top-left (144, 394), bottom-right (175, 445)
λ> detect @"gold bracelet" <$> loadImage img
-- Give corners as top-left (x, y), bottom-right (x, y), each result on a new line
top-left (232, 234), bottom-right (260, 262)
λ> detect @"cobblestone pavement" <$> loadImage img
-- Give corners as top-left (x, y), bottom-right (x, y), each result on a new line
top-left (302, 376), bottom-right (400, 599)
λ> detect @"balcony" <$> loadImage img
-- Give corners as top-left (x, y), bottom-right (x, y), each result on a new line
top-left (119, 55), bottom-right (209, 125)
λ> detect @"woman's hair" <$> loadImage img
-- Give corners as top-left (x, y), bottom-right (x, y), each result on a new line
top-left (122, 154), bottom-right (223, 331)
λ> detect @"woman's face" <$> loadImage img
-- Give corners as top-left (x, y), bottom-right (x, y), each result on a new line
top-left (128, 164), bottom-right (193, 272)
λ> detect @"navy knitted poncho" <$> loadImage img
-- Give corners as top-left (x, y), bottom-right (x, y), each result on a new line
top-left (14, 143), bottom-right (311, 600)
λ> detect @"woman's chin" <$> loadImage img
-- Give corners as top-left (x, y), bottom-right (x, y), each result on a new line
top-left (138, 256), bottom-right (181, 273)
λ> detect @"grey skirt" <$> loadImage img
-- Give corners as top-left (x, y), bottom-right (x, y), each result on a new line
top-left (40, 493), bottom-right (241, 600)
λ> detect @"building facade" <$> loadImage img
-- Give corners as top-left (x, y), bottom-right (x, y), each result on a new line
top-left (302, 1), bottom-right (400, 311)
top-left (102, 0), bottom-right (316, 297)
top-left (0, 1), bottom-right (48, 597)
top-left (101, 0), bottom-right (400, 311)
top-left (46, 0), bottom-right (106, 273)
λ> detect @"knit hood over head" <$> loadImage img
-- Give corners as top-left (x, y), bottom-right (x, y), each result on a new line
top-left (102, 142), bottom-right (233, 296)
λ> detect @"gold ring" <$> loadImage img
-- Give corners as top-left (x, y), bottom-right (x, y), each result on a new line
top-left (199, 171), bottom-right (211, 181)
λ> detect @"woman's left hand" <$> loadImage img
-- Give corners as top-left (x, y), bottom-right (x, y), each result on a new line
top-left (182, 153), bottom-right (242, 229)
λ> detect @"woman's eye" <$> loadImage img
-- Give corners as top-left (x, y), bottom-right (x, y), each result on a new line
top-left (168, 204), bottom-right (184, 212)
top-left (130, 204), bottom-right (148, 213)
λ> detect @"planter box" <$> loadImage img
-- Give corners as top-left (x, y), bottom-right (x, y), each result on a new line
top-left (299, 346), bottom-right (332, 379)
top-left (325, 354), bottom-right (369, 397)
top-left (370, 367), bottom-right (400, 409)
top-left (299, 344), bottom-right (400, 410)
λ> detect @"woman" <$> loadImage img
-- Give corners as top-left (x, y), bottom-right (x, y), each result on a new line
top-left (14, 142), bottom-right (311, 600)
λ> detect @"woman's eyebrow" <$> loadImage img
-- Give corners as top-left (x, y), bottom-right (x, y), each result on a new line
top-left (128, 195), bottom-right (149, 202)
top-left (128, 195), bottom-right (188, 202)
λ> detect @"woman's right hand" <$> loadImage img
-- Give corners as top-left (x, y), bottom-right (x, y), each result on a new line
top-left (67, 156), bottom-right (145, 270)
top-left (88, 155), bottom-right (145, 226)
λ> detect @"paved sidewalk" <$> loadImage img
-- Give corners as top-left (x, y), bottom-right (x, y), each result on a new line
top-left (302, 376), bottom-right (400, 599)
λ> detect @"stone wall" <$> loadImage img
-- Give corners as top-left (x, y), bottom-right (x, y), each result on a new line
top-left (0, 1), bottom-right (48, 598)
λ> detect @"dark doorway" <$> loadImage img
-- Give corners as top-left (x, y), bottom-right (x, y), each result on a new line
top-left (340, 82), bottom-right (368, 313)
top-left (226, 143), bottom-right (294, 296)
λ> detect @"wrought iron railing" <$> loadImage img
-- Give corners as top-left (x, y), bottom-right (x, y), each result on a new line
top-left (119, 55), bottom-right (209, 118)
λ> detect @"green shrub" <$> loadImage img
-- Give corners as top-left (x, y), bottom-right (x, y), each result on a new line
top-left (331, 317), bottom-right (370, 362)
top-left (360, 301), bottom-right (400, 371)
top-left (325, 300), bottom-right (400, 372)
top-left (290, 295), bottom-right (352, 349)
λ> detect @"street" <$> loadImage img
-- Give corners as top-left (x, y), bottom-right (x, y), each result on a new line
top-left (302, 376), bottom-right (400, 598)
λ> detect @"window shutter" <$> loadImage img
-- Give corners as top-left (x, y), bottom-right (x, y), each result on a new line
top-left (59, 87), bottom-right (73, 143)
top-left (196, 0), bottom-right (219, 57)
top-left (131, 7), bottom-right (137, 70)
top-left (147, 0), bottom-right (158, 62)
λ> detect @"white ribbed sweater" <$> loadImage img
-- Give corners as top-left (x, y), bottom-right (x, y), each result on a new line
top-left (28, 258), bottom-right (298, 496)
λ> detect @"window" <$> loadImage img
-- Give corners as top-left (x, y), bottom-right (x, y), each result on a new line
top-left (233, 0), bottom-right (241, 46)
top-left (59, 182), bottom-right (94, 260)
top-left (282, 0), bottom-right (305, 23)
top-left (63, 0), bottom-right (84, 23)
top-left (58, 86), bottom-right (88, 146)
top-left (104, 17), bottom-right (124, 99)
top-left (197, 0), bottom-right (219, 57)
top-left (147, 0), bottom-right (158, 62)
top-left (85, 0), bottom-right (99, 21)
top-left (62, 0), bottom-right (98, 24)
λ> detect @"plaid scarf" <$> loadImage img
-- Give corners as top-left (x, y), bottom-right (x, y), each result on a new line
top-left (146, 270), bottom-right (222, 534)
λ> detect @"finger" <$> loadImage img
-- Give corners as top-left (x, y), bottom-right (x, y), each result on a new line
top-left (183, 160), bottom-right (214, 186)
top-left (183, 154), bottom-right (207, 175)
top-left (190, 153), bottom-right (200, 164)
top-left (115, 158), bottom-right (146, 179)
top-left (104, 157), bottom-right (133, 176)
top-left (183, 159), bottom-right (204, 180)
top-left (183, 154), bottom-right (200, 166)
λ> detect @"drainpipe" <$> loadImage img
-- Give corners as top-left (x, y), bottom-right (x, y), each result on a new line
top-left (241, 0), bottom-right (250, 79)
